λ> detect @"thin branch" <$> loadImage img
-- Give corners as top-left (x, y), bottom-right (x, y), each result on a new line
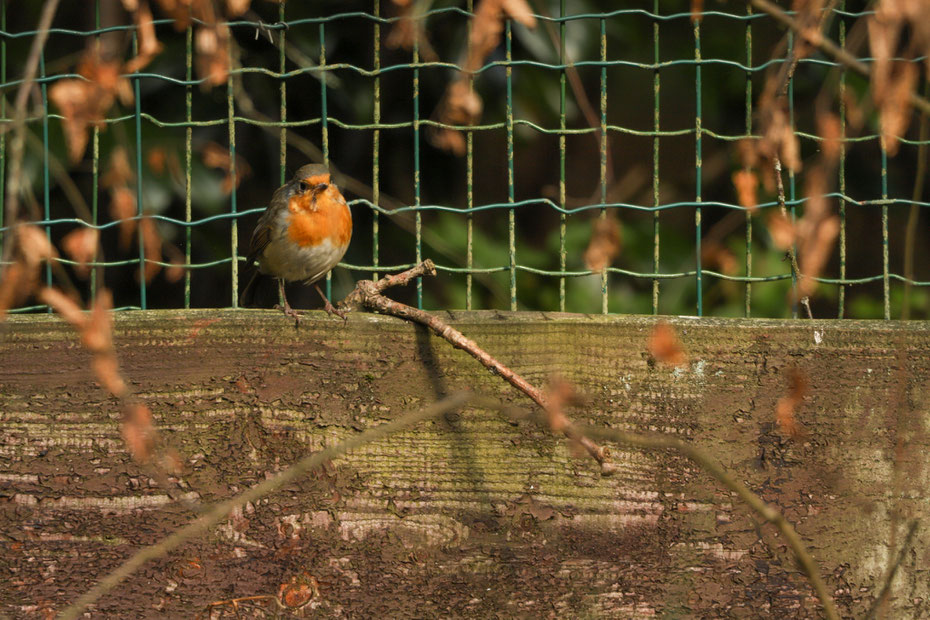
top-left (581, 423), bottom-right (840, 620)
top-left (58, 391), bottom-right (473, 620)
top-left (750, 0), bottom-right (930, 117)
top-left (864, 520), bottom-right (919, 619)
top-left (2, 0), bottom-right (62, 261)
top-left (773, 155), bottom-right (802, 283)
top-left (340, 261), bottom-right (614, 472)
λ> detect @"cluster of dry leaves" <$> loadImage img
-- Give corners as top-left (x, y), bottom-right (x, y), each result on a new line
top-left (0, 224), bottom-right (173, 468)
top-left (50, 0), bottom-right (279, 166)
top-left (5, 0), bottom-right (288, 470)
top-left (385, 0), bottom-right (537, 155)
top-left (731, 0), bottom-right (929, 302)
top-left (868, 0), bottom-right (930, 155)
top-left (102, 147), bottom-right (185, 284)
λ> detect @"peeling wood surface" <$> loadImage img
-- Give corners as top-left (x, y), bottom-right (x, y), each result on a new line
top-left (1, 309), bottom-right (930, 617)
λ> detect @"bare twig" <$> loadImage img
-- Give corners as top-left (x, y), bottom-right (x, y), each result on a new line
top-left (340, 261), bottom-right (614, 471)
top-left (865, 520), bottom-right (919, 619)
top-left (773, 156), bottom-right (802, 282)
top-left (749, 0), bottom-right (930, 117)
top-left (581, 423), bottom-right (840, 620)
top-left (2, 0), bottom-right (62, 262)
top-left (58, 391), bottom-right (473, 620)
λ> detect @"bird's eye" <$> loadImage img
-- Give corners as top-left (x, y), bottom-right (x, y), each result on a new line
top-left (298, 181), bottom-right (311, 193)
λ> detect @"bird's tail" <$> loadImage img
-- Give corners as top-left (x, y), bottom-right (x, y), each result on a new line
top-left (239, 269), bottom-right (261, 307)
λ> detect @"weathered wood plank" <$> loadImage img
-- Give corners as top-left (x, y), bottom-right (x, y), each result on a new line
top-left (1, 310), bottom-right (929, 617)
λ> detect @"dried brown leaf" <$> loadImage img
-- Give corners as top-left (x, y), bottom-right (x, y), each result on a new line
top-left (94, 354), bottom-right (127, 396)
top-left (101, 147), bottom-right (135, 188)
top-left (879, 62), bottom-right (918, 156)
top-left (125, 2), bottom-right (164, 73)
top-left (868, 0), bottom-right (930, 154)
top-left (147, 147), bottom-right (167, 174)
top-left (225, 0), bottom-right (250, 17)
top-left (583, 215), bottom-right (622, 271)
top-left (798, 215), bottom-right (839, 298)
top-left (737, 139), bottom-right (759, 170)
top-left (48, 79), bottom-right (97, 164)
top-left (385, 6), bottom-right (438, 62)
top-left (0, 263), bottom-right (31, 320)
top-left (153, 0), bottom-right (194, 30)
top-left (195, 23), bottom-right (231, 87)
top-left (732, 169), bottom-right (759, 211)
top-left (817, 112), bottom-right (842, 163)
top-left (110, 187), bottom-right (138, 250)
top-left (38, 287), bottom-right (87, 329)
top-left (17, 225), bottom-right (57, 268)
top-left (83, 289), bottom-right (114, 354)
top-left (543, 376), bottom-right (576, 434)
top-left (430, 79), bottom-right (483, 155)
top-left (140, 217), bottom-right (163, 283)
top-left (767, 211), bottom-right (795, 250)
top-left (500, 0), bottom-right (536, 28)
top-left (469, 0), bottom-right (505, 71)
top-left (122, 402), bottom-right (155, 462)
top-left (648, 321), bottom-right (688, 368)
top-left (690, 0), bottom-right (704, 23)
top-left (202, 141), bottom-right (251, 193)
top-left (163, 243), bottom-right (186, 283)
top-left (165, 259), bottom-right (185, 283)
top-left (775, 367), bottom-right (807, 439)
top-left (429, 129), bottom-right (466, 155)
top-left (61, 228), bottom-right (99, 278)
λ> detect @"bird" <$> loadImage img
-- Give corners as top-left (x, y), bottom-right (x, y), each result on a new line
top-left (239, 163), bottom-right (352, 321)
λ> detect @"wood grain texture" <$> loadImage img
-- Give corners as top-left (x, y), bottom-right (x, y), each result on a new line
top-left (2, 310), bottom-right (929, 617)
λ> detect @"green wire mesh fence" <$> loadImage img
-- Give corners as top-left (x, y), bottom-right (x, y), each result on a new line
top-left (1, 1), bottom-right (928, 318)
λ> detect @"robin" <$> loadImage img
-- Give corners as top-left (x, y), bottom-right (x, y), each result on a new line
top-left (239, 163), bottom-right (352, 321)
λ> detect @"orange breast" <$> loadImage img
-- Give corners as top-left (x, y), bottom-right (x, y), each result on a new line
top-left (286, 188), bottom-right (352, 248)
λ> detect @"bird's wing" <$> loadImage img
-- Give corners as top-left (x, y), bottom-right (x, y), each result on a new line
top-left (246, 185), bottom-right (289, 265)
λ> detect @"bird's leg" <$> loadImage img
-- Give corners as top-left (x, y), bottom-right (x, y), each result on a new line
top-left (314, 283), bottom-right (348, 320)
top-left (273, 279), bottom-right (303, 324)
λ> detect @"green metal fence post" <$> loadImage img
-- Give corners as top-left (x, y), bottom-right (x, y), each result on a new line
top-left (226, 38), bottom-right (238, 308)
top-left (40, 51), bottom-right (52, 310)
top-left (506, 19), bottom-right (516, 311)
top-left (744, 3), bottom-right (753, 317)
top-left (132, 31), bottom-right (147, 309)
top-left (412, 17), bottom-right (422, 308)
top-left (184, 12), bottom-right (192, 308)
top-left (652, 0), bottom-right (661, 314)
top-left (558, 0), bottom-right (567, 312)
top-left (693, 16), bottom-right (703, 316)
top-left (372, 0), bottom-right (380, 282)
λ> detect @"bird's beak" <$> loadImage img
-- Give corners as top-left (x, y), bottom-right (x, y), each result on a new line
top-left (313, 183), bottom-right (329, 194)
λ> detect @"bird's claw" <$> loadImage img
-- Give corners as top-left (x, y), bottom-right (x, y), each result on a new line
top-left (274, 303), bottom-right (304, 326)
top-left (323, 299), bottom-right (349, 322)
